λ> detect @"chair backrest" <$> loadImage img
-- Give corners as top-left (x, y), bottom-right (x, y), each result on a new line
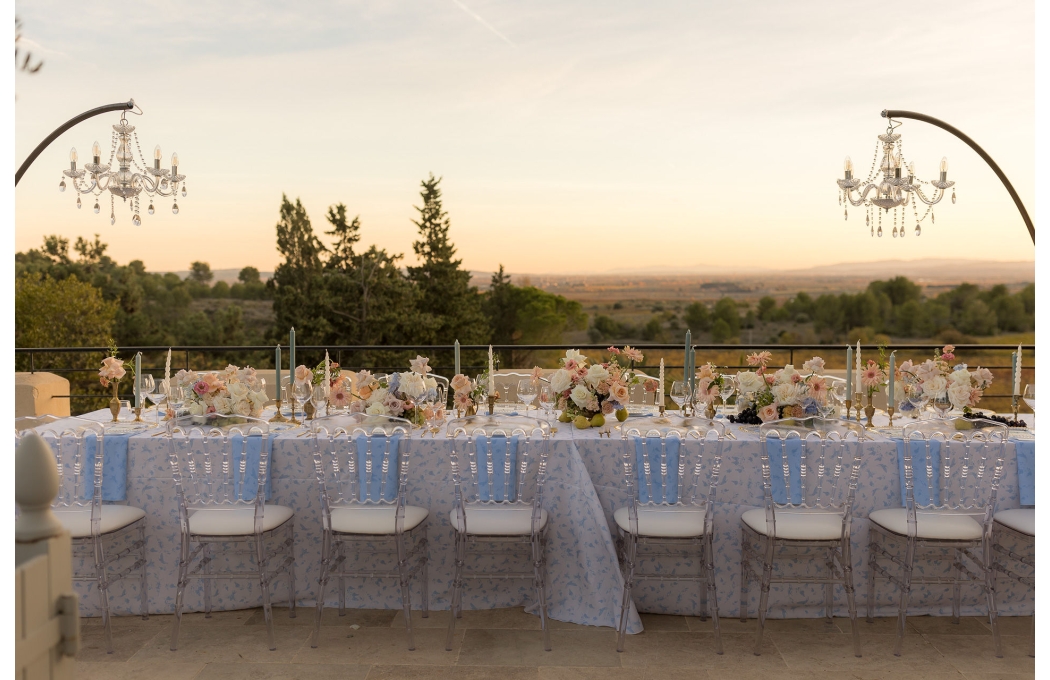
top-left (627, 371), bottom-right (656, 406)
top-left (758, 417), bottom-right (864, 513)
top-left (310, 413), bottom-right (413, 510)
top-left (620, 418), bottom-right (725, 508)
top-left (489, 373), bottom-right (535, 405)
top-left (900, 417), bottom-right (1007, 516)
top-left (446, 415), bottom-right (551, 508)
top-left (166, 413), bottom-right (271, 513)
top-left (15, 416), bottom-right (105, 511)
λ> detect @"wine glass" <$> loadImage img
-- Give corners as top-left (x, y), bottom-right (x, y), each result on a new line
top-left (670, 381), bottom-right (689, 414)
top-left (693, 384), bottom-right (713, 419)
top-left (167, 385), bottom-right (186, 415)
top-left (931, 393), bottom-right (952, 419)
top-left (294, 380), bottom-right (312, 419)
top-left (539, 383), bottom-right (555, 427)
top-left (145, 377), bottom-right (166, 423)
top-left (718, 376), bottom-right (736, 418)
top-left (831, 381), bottom-right (846, 417)
top-left (312, 384), bottom-right (328, 417)
top-left (518, 379), bottom-right (538, 414)
top-left (1023, 384), bottom-right (1035, 426)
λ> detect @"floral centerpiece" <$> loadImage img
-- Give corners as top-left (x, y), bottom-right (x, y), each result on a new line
top-left (904, 344), bottom-right (993, 412)
top-left (733, 352), bottom-right (830, 423)
top-left (349, 355), bottom-right (443, 425)
top-left (99, 350), bottom-right (134, 421)
top-left (550, 346), bottom-right (656, 429)
top-left (449, 373), bottom-right (485, 416)
top-left (172, 365), bottom-right (269, 417)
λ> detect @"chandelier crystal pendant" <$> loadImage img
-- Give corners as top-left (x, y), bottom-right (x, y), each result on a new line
top-left (837, 120), bottom-right (955, 238)
top-left (60, 109), bottom-right (186, 226)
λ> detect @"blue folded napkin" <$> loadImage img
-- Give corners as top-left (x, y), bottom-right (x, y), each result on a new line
top-left (633, 437), bottom-right (681, 504)
top-left (1016, 440), bottom-right (1035, 506)
top-left (81, 432), bottom-right (132, 502)
top-left (227, 433), bottom-right (272, 502)
top-left (473, 434), bottom-right (520, 502)
top-left (895, 438), bottom-right (943, 507)
top-left (765, 437), bottom-right (803, 505)
top-left (354, 433), bottom-right (402, 503)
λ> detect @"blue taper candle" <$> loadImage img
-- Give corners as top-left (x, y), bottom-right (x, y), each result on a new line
top-left (454, 339), bottom-right (461, 376)
top-left (684, 329), bottom-right (692, 390)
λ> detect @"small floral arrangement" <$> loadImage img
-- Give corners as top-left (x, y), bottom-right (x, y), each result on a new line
top-left (550, 346), bottom-right (656, 428)
top-left (735, 352), bottom-right (830, 422)
top-left (904, 345), bottom-right (993, 411)
top-left (310, 360), bottom-right (341, 387)
top-left (98, 352), bottom-right (131, 389)
top-left (173, 365), bottom-right (269, 417)
top-left (449, 373), bottom-right (485, 414)
top-left (348, 355), bottom-right (443, 424)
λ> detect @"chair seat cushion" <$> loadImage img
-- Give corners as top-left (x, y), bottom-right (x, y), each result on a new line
top-left (613, 505), bottom-right (707, 538)
top-left (994, 508), bottom-right (1034, 536)
top-left (55, 505), bottom-right (145, 538)
top-left (868, 508), bottom-right (982, 540)
top-left (449, 506), bottom-right (548, 536)
top-left (188, 505), bottom-right (294, 536)
top-left (741, 507), bottom-right (844, 541)
top-left (329, 505), bottom-right (429, 535)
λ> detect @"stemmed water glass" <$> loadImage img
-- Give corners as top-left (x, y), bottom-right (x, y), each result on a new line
top-left (830, 382), bottom-right (846, 418)
top-left (312, 384), bottom-right (329, 417)
top-left (518, 379), bottom-right (538, 414)
top-left (693, 384), bottom-right (713, 419)
top-left (931, 393), bottom-right (952, 419)
top-left (539, 383), bottom-right (555, 428)
top-left (139, 374), bottom-right (155, 418)
top-left (167, 385), bottom-right (186, 416)
top-left (1023, 384), bottom-right (1035, 428)
top-left (294, 380), bottom-right (312, 420)
top-left (718, 376), bottom-right (736, 418)
top-left (146, 379), bottom-right (167, 423)
top-left (670, 381), bottom-right (689, 415)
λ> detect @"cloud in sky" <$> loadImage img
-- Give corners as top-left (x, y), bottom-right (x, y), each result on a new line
top-left (14, 0), bottom-right (1034, 274)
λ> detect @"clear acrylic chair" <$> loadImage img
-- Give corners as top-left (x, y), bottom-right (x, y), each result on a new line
top-left (742, 418), bottom-right (865, 657)
top-left (989, 506), bottom-right (1034, 657)
top-left (167, 413), bottom-right (296, 651)
top-left (866, 417), bottom-right (1007, 656)
top-left (445, 415), bottom-right (553, 651)
top-left (309, 413), bottom-right (429, 650)
top-left (16, 415), bottom-right (149, 655)
top-left (489, 372), bottom-right (535, 411)
top-left (616, 418), bottom-right (726, 653)
top-left (626, 371), bottom-right (657, 413)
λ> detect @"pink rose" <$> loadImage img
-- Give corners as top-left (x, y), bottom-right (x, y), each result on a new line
top-left (531, 366), bottom-right (543, 383)
top-left (602, 401), bottom-right (616, 414)
top-left (609, 382), bottom-right (630, 404)
top-left (295, 365), bottom-right (312, 384)
top-left (193, 380), bottom-right (210, 395)
top-left (99, 356), bottom-right (126, 381)
top-left (644, 379), bottom-right (657, 393)
top-left (451, 374), bottom-right (471, 392)
top-left (758, 404), bottom-right (778, 422)
top-left (410, 355), bottom-right (431, 375)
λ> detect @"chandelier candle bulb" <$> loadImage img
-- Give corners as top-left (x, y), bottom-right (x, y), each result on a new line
top-left (153, 145), bottom-right (162, 169)
top-left (92, 141), bottom-right (101, 163)
top-left (454, 340), bottom-right (461, 376)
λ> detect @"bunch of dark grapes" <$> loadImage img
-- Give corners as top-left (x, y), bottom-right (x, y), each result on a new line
top-left (729, 407), bottom-right (762, 425)
top-left (963, 411), bottom-right (1026, 428)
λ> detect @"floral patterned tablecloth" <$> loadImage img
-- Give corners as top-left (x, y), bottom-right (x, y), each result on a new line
top-left (68, 409), bottom-right (1033, 628)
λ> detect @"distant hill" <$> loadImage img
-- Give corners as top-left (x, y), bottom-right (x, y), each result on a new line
top-left (165, 268), bottom-right (274, 285)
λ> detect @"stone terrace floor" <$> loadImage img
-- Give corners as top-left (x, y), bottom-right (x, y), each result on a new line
top-left (75, 608), bottom-right (1034, 680)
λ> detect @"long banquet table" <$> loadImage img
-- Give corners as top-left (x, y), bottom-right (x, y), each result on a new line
top-left (63, 408), bottom-right (1034, 633)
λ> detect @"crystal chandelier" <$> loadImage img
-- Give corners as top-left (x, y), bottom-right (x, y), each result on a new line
top-left (837, 120), bottom-right (955, 238)
top-left (59, 108), bottom-right (186, 226)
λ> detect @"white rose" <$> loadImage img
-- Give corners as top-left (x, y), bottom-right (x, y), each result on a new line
top-left (947, 382), bottom-right (971, 409)
top-left (187, 401), bottom-right (204, 416)
top-left (924, 375), bottom-right (948, 398)
top-left (369, 387), bottom-right (389, 405)
top-left (550, 369), bottom-right (573, 393)
top-left (775, 365), bottom-right (799, 385)
top-left (949, 369), bottom-right (971, 386)
top-left (366, 402), bottom-right (389, 415)
top-left (424, 376), bottom-right (437, 390)
top-left (399, 372), bottom-right (425, 398)
top-left (585, 364), bottom-right (609, 388)
top-left (248, 390), bottom-right (268, 411)
top-left (227, 382), bottom-right (248, 400)
top-left (737, 371), bottom-right (764, 394)
top-left (564, 349), bottom-right (587, 365)
top-left (772, 382), bottom-right (801, 406)
top-left (211, 396), bottom-right (232, 414)
top-left (570, 384), bottom-right (593, 409)
top-left (232, 399), bottom-right (251, 416)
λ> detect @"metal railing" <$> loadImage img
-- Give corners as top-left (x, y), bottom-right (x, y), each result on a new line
top-left (15, 343), bottom-right (1033, 414)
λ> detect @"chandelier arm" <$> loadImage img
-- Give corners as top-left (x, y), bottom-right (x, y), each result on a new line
top-left (882, 109), bottom-right (1033, 243)
top-left (15, 100), bottom-right (136, 186)
top-left (74, 178), bottom-right (99, 194)
top-left (910, 185), bottom-right (943, 206)
top-left (846, 184), bottom-right (876, 207)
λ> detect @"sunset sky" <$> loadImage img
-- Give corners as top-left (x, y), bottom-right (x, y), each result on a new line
top-left (14, 0), bottom-right (1035, 275)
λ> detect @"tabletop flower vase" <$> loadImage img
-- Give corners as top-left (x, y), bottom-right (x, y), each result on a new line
top-left (99, 354), bottom-right (129, 423)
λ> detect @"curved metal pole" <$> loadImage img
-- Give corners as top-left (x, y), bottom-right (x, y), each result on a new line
top-left (15, 100), bottom-right (135, 186)
top-left (882, 109), bottom-right (1034, 243)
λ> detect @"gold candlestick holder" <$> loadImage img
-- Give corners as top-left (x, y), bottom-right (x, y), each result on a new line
top-left (269, 398), bottom-right (289, 423)
top-left (1012, 395), bottom-right (1020, 421)
top-left (287, 396), bottom-right (301, 425)
top-left (134, 406), bottom-right (144, 423)
top-left (887, 406), bottom-right (895, 427)
top-left (844, 398), bottom-right (853, 421)
top-left (853, 392), bottom-right (864, 422)
top-left (487, 394), bottom-right (498, 416)
top-left (863, 394), bottom-right (876, 429)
